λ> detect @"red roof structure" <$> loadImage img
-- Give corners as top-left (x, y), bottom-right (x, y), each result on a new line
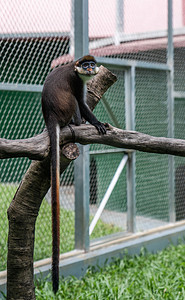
top-left (51, 34), bottom-right (185, 68)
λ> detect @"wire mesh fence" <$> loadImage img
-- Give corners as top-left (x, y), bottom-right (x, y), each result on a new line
top-left (0, 0), bottom-right (73, 271)
top-left (89, 69), bottom-right (127, 237)
top-left (174, 99), bottom-right (185, 221)
top-left (135, 69), bottom-right (169, 231)
top-left (89, 0), bottom-right (168, 64)
top-left (0, 0), bottom-right (71, 85)
top-left (0, 0), bottom-right (185, 273)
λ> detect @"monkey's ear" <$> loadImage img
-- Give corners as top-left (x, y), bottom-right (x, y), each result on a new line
top-left (74, 61), bottom-right (80, 72)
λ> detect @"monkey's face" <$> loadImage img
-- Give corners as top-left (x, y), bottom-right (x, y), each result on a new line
top-left (75, 56), bottom-right (99, 82)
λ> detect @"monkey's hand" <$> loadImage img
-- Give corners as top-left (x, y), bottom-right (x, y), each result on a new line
top-left (93, 121), bottom-right (107, 134)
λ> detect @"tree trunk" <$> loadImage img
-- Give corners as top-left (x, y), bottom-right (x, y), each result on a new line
top-left (7, 159), bottom-right (50, 300)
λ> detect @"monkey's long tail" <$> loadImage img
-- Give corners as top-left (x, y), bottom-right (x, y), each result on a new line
top-left (50, 122), bottom-right (60, 294)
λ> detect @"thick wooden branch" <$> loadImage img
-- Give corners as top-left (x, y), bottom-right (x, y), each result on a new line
top-left (1, 124), bottom-right (185, 160)
top-left (72, 124), bottom-right (185, 157)
top-left (0, 131), bottom-right (49, 160)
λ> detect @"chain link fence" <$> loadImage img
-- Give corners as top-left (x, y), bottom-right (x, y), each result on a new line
top-left (1, 0), bottom-right (185, 273)
top-left (89, 69), bottom-right (126, 229)
top-left (0, 0), bottom-right (73, 271)
top-left (135, 69), bottom-right (169, 231)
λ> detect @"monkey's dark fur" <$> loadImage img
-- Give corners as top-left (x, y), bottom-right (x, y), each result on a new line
top-left (41, 55), bottom-right (106, 293)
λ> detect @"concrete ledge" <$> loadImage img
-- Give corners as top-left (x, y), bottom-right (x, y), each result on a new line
top-left (1, 221), bottom-right (185, 297)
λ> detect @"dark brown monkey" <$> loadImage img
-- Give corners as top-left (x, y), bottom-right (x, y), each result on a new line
top-left (41, 55), bottom-right (106, 293)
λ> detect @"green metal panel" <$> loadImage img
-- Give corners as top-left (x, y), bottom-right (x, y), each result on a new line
top-left (0, 38), bottom-right (69, 85)
top-left (174, 98), bottom-right (185, 221)
top-left (0, 90), bottom-right (44, 182)
top-left (135, 69), bottom-right (169, 221)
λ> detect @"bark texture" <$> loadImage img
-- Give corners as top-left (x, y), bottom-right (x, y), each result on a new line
top-left (2, 124), bottom-right (185, 160)
top-left (7, 158), bottom-right (50, 300)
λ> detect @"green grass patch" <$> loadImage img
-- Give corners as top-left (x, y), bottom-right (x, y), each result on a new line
top-left (0, 184), bottom-right (18, 270)
top-left (34, 199), bottom-right (120, 262)
top-left (0, 184), bottom-right (121, 270)
top-left (35, 243), bottom-right (185, 299)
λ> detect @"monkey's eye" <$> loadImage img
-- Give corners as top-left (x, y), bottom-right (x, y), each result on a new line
top-left (81, 61), bottom-right (96, 70)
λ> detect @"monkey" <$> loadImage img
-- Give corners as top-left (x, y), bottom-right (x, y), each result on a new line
top-left (41, 55), bottom-right (106, 293)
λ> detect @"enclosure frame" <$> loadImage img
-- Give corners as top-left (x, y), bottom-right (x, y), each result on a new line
top-left (1, 0), bottom-right (185, 295)
top-left (74, 0), bottom-right (175, 243)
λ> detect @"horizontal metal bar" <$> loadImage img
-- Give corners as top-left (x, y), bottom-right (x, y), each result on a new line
top-left (90, 37), bottom-right (115, 50)
top-left (89, 154), bottom-right (128, 236)
top-left (0, 32), bottom-right (69, 39)
top-left (0, 61), bottom-right (170, 95)
top-left (36, 221), bottom-right (185, 289)
top-left (0, 83), bottom-right (43, 93)
top-left (97, 56), bottom-right (170, 71)
top-left (1, 221), bottom-right (185, 295)
top-left (91, 31), bottom-right (168, 51)
top-left (90, 28), bottom-right (185, 51)
top-left (174, 91), bottom-right (185, 99)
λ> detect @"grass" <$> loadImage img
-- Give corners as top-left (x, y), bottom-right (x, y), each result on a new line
top-left (2, 185), bottom-right (185, 299)
top-left (0, 184), bottom-right (18, 270)
top-left (35, 243), bottom-right (185, 299)
top-left (0, 183), bottom-right (121, 270)
top-left (34, 198), bottom-right (120, 262)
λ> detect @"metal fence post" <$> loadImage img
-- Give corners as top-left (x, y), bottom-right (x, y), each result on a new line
top-left (74, 0), bottom-right (89, 58)
top-left (115, 0), bottom-right (124, 45)
top-left (74, 145), bottom-right (90, 250)
top-left (125, 66), bottom-right (136, 232)
top-left (167, 0), bottom-right (175, 223)
top-left (74, 0), bottom-right (90, 250)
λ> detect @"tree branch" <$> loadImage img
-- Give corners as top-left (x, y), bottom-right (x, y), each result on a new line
top-left (0, 131), bottom-right (49, 160)
top-left (72, 124), bottom-right (185, 157)
top-left (1, 124), bottom-right (185, 160)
